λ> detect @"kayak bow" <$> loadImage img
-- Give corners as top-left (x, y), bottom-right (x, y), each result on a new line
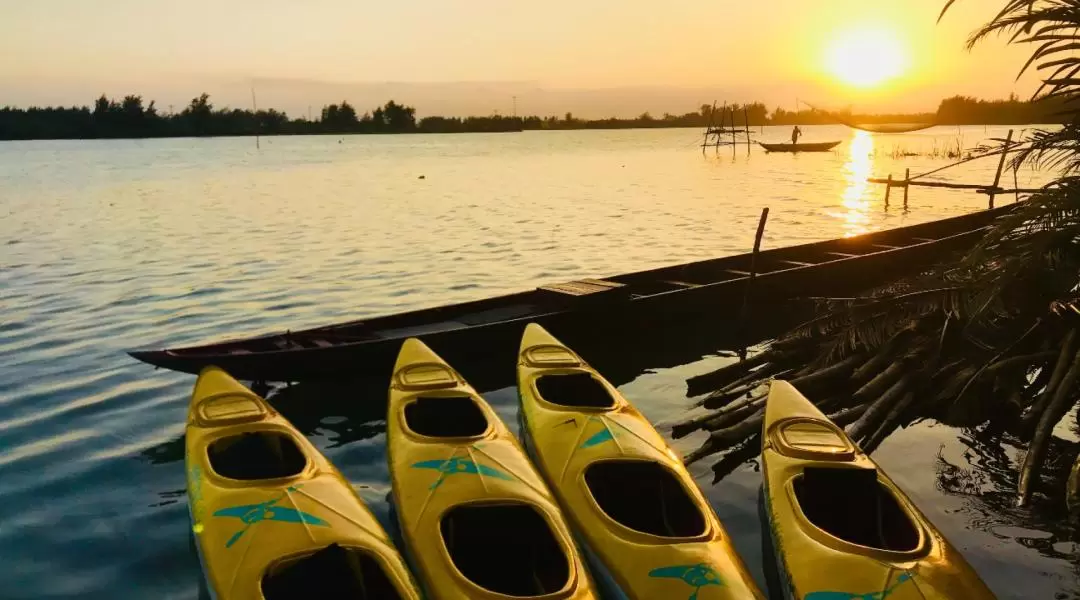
top-left (387, 337), bottom-right (598, 600)
top-left (185, 366), bottom-right (421, 600)
top-left (760, 380), bottom-right (996, 600)
top-left (517, 323), bottom-right (765, 600)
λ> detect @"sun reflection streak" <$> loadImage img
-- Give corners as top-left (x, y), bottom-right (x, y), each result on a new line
top-left (841, 131), bottom-right (875, 237)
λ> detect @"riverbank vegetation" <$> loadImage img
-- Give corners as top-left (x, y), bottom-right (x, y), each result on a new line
top-left (677, 0), bottom-right (1080, 514)
top-left (0, 93), bottom-right (1069, 141)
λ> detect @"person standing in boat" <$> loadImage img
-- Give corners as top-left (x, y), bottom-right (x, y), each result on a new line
top-left (791, 125), bottom-right (802, 145)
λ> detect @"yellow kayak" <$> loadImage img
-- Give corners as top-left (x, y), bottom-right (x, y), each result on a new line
top-left (761, 380), bottom-right (996, 600)
top-left (387, 338), bottom-right (598, 600)
top-left (516, 323), bottom-right (765, 600)
top-left (186, 366), bottom-right (421, 600)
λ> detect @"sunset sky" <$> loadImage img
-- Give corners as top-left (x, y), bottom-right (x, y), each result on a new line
top-left (1, 0), bottom-right (1040, 118)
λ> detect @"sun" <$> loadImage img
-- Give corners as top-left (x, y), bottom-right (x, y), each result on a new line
top-left (825, 28), bottom-right (909, 88)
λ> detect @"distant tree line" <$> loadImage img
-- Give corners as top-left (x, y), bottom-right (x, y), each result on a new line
top-left (766, 95), bottom-right (1070, 126)
top-left (0, 93), bottom-right (1070, 141)
top-left (0, 94), bottom-right (425, 140)
top-left (934, 93), bottom-right (1068, 125)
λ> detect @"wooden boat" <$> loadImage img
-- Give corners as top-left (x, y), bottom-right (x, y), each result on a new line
top-left (387, 338), bottom-right (598, 600)
top-left (760, 380), bottom-right (996, 599)
top-left (516, 323), bottom-right (765, 600)
top-left (129, 206), bottom-right (1011, 382)
top-left (759, 141), bottom-right (841, 153)
top-left (186, 366), bottom-right (422, 600)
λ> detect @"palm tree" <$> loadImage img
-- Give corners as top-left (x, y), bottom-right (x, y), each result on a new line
top-left (677, 0), bottom-right (1080, 509)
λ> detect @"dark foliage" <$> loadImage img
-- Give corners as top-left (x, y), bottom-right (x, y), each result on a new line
top-left (1, 92), bottom-right (1067, 141)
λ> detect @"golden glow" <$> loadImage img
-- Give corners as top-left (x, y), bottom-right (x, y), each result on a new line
top-left (840, 131), bottom-right (875, 237)
top-left (825, 28), bottom-right (909, 88)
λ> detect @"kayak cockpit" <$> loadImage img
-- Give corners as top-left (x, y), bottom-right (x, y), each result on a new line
top-left (534, 373), bottom-right (617, 409)
top-left (207, 430), bottom-right (308, 480)
top-left (794, 467), bottom-right (922, 553)
top-left (262, 543), bottom-right (405, 600)
top-left (585, 459), bottom-right (707, 539)
top-left (440, 502), bottom-right (571, 597)
top-left (403, 394), bottom-right (490, 438)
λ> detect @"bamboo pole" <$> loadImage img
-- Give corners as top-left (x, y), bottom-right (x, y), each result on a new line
top-left (903, 168), bottom-right (910, 210)
top-left (739, 208), bottom-right (770, 343)
top-left (717, 103), bottom-right (726, 152)
top-left (868, 178), bottom-right (998, 190)
top-left (977, 188), bottom-right (1044, 195)
top-left (730, 107), bottom-right (737, 159)
top-left (703, 100), bottom-right (717, 154)
top-left (988, 129), bottom-right (1014, 209)
top-left (744, 107), bottom-right (752, 155)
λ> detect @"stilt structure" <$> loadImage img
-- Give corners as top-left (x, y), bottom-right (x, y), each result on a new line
top-left (702, 101), bottom-right (755, 156)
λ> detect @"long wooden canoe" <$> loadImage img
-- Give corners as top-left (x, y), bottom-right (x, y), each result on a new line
top-left (759, 141), bottom-right (841, 153)
top-left (129, 206), bottom-right (1011, 382)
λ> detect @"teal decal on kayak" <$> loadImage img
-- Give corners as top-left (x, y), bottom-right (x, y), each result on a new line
top-left (412, 457), bottom-right (512, 489)
top-left (212, 485), bottom-right (329, 548)
top-left (806, 572), bottom-right (913, 600)
top-left (582, 429), bottom-right (615, 448)
top-left (580, 417), bottom-right (621, 448)
top-left (648, 563), bottom-right (722, 599)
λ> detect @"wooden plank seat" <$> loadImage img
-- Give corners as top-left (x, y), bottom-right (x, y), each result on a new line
top-left (537, 278), bottom-right (626, 297)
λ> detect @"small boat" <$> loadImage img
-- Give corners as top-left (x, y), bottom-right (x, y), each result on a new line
top-left (759, 141), bottom-right (842, 153)
top-left (516, 323), bottom-right (765, 600)
top-left (387, 338), bottom-right (598, 600)
top-left (760, 380), bottom-right (996, 599)
top-left (128, 206), bottom-right (1010, 383)
top-left (186, 366), bottom-right (422, 600)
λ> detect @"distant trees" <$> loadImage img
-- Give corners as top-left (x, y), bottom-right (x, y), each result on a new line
top-left (0, 94), bottom-right (429, 140)
top-left (934, 94), bottom-right (1068, 125)
top-left (321, 101), bottom-right (359, 131)
top-left (0, 92), bottom-right (1069, 141)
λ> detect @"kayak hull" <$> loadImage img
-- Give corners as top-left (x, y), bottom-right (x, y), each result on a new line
top-left (516, 323), bottom-right (765, 600)
top-left (760, 380), bottom-right (996, 600)
top-left (185, 367), bottom-right (420, 600)
top-left (387, 338), bottom-right (598, 600)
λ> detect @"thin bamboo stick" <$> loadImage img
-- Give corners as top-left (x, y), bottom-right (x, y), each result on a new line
top-left (988, 129), bottom-right (1014, 209)
top-left (903, 168), bottom-right (910, 210)
top-left (744, 107), bottom-right (751, 155)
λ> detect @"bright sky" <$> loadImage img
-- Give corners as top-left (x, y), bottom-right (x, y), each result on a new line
top-left (0, 0), bottom-right (1040, 117)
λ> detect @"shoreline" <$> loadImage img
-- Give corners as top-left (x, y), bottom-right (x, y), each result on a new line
top-left (0, 121), bottom-right (1060, 143)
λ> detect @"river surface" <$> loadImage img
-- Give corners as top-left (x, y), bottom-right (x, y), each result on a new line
top-left (1, 125), bottom-right (1076, 598)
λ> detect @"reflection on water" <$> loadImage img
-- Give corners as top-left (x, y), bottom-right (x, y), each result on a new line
top-left (839, 130), bottom-right (875, 237)
top-left (936, 424), bottom-right (1079, 563)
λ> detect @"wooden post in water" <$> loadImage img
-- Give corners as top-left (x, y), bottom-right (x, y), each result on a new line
top-left (884, 173), bottom-right (892, 210)
top-left (988, 129), bottom-right (1014, 209)
top-left (744, 107), bottom-right (752, 155)
top-left (702, 100), bottom-right (717, 155)
top-left (739, 207), bottom-right (770, 340)
top-left (716, 103), bottom-right (726, 153)
top-left (730, 107), bottom-right (737, 159)
top-left (903, 168), bottom-right (910, 211)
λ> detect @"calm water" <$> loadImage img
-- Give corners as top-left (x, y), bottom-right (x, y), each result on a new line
top-left (1, 126), bottom-right (1076, 599)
